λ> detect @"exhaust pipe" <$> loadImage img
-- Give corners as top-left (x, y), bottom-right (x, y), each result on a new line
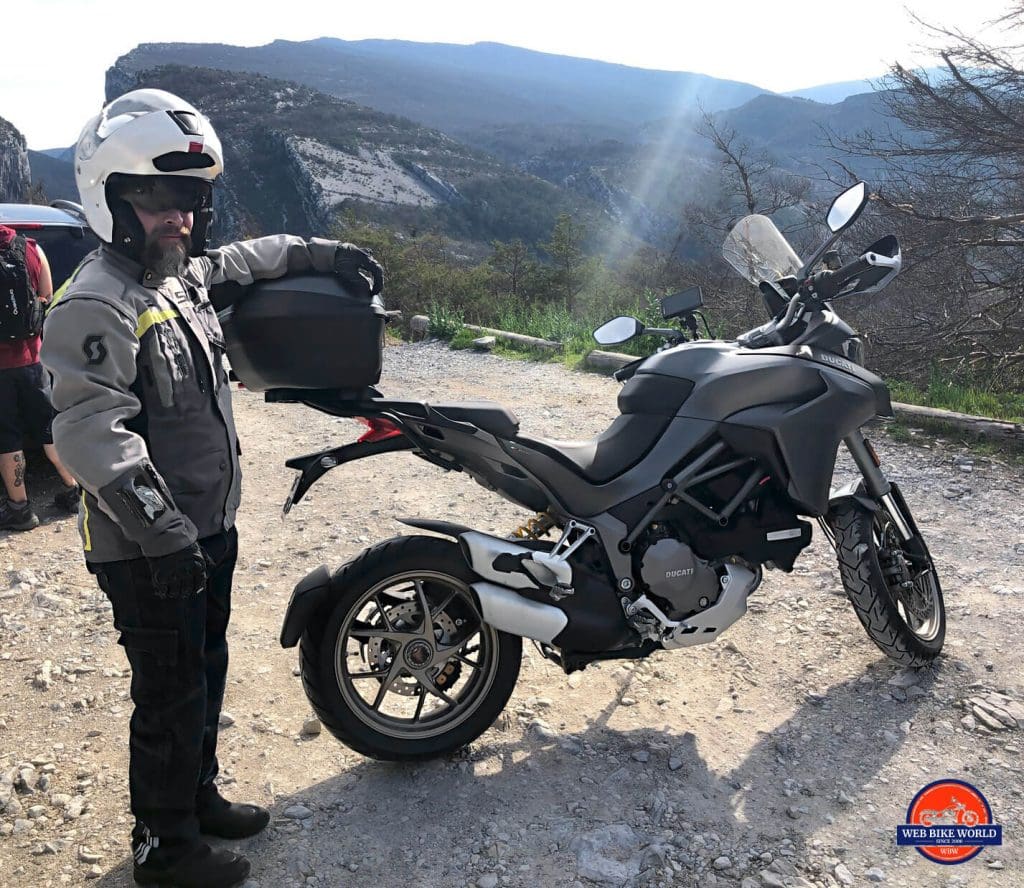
top-left (472, 581), bottom-right (567, 643)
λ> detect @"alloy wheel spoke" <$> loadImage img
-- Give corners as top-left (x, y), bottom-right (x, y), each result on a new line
top-left (348, 622), bottom-right (418, 644)
top-left (414, 580), bottom-right (435, 639)
top-left (430, 590), bottom-right (457, 619)
top-left (373, 595), bottom-right (395, 632)
top-left (454, 652), bottom-right (481, 670)
top-left (371, 658), bottom-right (407, 711)
top-left (413, 687), bottom-right (427, 722)
top-left (410, 668), bottom-right (457, 708)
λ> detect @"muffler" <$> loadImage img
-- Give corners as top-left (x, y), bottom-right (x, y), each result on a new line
top-left (471, 581), bottom-right (568, 643)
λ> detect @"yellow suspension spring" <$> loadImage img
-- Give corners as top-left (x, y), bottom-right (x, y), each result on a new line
top-left (511, 511), bottom-right (556, 540)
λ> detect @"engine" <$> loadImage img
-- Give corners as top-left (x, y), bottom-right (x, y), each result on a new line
top-left (637, 530), bottom-right (721, 620)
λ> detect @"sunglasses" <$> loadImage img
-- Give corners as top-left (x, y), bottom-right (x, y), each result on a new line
top-left (118, 179), bottom-right (207, 214)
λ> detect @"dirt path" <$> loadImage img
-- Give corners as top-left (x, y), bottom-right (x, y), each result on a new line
top-left (2, 341), bottom-right (1022, 888)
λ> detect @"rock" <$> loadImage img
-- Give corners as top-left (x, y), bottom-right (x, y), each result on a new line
top-left (619, 696), bottom-right (637, 707)
top-left (887, 669), bottom-right (921, 689)
top-left (13, 818), bottom-right (33, 835)
top-left (741, 879), bottom-right (760, 888)
top-left (477, 874), bottom-right (499, 888)
top-left (713, 855), bottom-right (732, 870)
top-left (218, 711), bottom-right (236, 727)
top-left (987, 860), bottom-right (1005, 870)
top-left (27, 804), bottom-right (46, 818)
top-left (834, 862), bottom-right (855, 886)
top-left (631, 750), bottom-right (650, 763)
top-left (79, 848), bottom-right (102, 864)
top-left (961, 714), bottom-right (977, 731)
top-left (668, 756), bottom-right (684, 772)
top-left (85, 864), bottom-right (103, 879)
top-left (282, 804), bottom-right (313, 820)
top-left (569, 824), bottom-right (642, 885)
top-left (528, 719), bottom-right (557, 741)
top-left (17, 767), bottom-right (38, 793)
top-left (300, 717), bottom-right (321, 737)
top-left (33, 661), bottom-right (53, 690)
top-left (472, 336), bottom-right (496, 351)
top-left (865, 867), bottom-right (887, 882)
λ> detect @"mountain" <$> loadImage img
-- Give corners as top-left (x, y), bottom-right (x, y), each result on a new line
top-left (784, 67), bottom-right (945, 104)
top-left (109, 40), bottom-right (769, 155)
top-left (105, 62), bottom-right (622, 248)
top-left (721, 91), bottom-right (899, 177)
top-left (0, 115), bottom-right (31, 202)
top-left (27, 150), bottom-right (77, 202)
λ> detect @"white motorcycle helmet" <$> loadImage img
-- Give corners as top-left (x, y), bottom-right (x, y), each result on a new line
top-left (75, 88), bottom-right (223, 259)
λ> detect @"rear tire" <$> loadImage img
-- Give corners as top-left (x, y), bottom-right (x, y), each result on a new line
top-left (829, 502), bottom-right (945, 666)
top-left (299, 535), bottom-right (522, 760)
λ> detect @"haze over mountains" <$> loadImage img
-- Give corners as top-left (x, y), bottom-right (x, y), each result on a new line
top-left (11, 38), bottom-right (905, 251)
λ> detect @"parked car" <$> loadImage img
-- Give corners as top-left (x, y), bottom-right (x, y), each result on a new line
top-left (0, 201), bottom-right (97, 467)
top-left (0, 200), bottom-right (98, 289)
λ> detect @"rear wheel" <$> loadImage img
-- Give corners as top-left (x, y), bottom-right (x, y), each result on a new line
top-left (299, 535), bottom-right (522, 760)
top-left (829, 501), bottom-right (945, 666)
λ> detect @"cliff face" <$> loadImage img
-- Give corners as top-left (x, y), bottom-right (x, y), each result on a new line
top-left (0, 116), bottom-right (31, 202)
top-left (101, 61), bottom-right (597, 246)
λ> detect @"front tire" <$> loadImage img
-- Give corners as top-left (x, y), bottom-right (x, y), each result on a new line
top-left (299, 535), bottom-right (522, 760)
top-left (829, 501), bottom-right (945, 666)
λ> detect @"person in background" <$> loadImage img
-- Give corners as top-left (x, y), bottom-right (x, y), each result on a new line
top-left (0, 225), bottom-right (80, 531)
top-left (41, 88), bottom-right (383, 888)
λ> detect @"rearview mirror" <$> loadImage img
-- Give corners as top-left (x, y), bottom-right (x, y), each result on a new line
top-left (826, 182), bottom-right (868, 233)
top-left (593, 316), bottom-right (643, 345)
top-left (660, 286), bottom-right (704, 320)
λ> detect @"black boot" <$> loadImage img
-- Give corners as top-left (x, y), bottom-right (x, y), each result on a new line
top-left (133, 837), bottom-right (250, 888)
top-left (197, 785), bottom-right (270, 840)
top-left (0, 499), bottom-right (39, 531)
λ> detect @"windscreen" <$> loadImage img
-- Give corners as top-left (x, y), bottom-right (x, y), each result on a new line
top-left (722, 214), bottom-right (802, 285)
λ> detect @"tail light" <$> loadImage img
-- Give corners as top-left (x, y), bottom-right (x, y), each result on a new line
top-left (356, 417), bottom-right (403, 443)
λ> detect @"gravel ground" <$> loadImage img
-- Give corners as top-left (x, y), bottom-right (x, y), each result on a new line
top-left (1, 340), bottom-right (1022, 888)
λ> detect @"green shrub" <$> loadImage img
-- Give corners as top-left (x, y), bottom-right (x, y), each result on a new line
top-left (426, 302), bottom-right (465, 340)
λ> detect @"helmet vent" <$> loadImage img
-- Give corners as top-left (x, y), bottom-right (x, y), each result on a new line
top-left (153, 151), bottom-right (216, 172)
top-left (167, 110), bottom-right (203, 136)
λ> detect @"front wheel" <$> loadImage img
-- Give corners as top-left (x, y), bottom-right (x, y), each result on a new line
top-left (829, 499), bottom-right (945, 666)
top-left (299, 535), bottom-right (522, 760)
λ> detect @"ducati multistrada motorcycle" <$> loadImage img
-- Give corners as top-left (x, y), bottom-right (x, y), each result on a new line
top-left (273, 182), bottom-right (945, 760)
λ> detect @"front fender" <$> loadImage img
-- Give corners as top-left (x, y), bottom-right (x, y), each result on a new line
top-left (827, 478), bottom-right (878, 515)
top-left (279, 564), bottom-right (332, 648)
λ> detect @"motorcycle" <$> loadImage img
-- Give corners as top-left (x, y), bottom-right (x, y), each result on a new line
top-left (919, 798), bottom-right (980, 827)
top-left (272, 182), bottom-right (945, 760)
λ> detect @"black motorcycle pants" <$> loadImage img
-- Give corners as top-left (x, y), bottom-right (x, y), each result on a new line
top-left (91, 527), bottom-right (238, 841)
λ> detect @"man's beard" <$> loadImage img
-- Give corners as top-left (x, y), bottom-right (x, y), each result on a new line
top-left (141, 231), bottom-right (192, 276)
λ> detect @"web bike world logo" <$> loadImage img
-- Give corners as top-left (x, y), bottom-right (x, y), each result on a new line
top-left (896, 779), bottom-right (1003, 864)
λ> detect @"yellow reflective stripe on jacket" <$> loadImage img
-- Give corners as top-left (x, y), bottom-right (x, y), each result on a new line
top-left (135, 308), bottom-right (179, 338)
top-left (81, 490), bottom-right (92, 553)
top-left (46, 262), bottom-right (86, 313)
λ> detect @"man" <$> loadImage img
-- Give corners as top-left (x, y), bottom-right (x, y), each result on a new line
top-left (41, 89), bottom-right (383, 888)
top-left (0, 226), bottom-right (80, 530)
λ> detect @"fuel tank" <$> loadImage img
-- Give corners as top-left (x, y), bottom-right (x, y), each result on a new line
top-left (633, 341), bottom-right (890, 515)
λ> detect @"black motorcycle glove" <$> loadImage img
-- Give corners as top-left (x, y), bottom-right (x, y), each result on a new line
top-left (148, 542), bottom-right (210, 599)
top-left (334, 243), bottom-right (384, 296)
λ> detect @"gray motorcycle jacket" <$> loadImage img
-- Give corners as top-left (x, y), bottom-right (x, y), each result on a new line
top-left (41, 235), bottom-right (339, 563)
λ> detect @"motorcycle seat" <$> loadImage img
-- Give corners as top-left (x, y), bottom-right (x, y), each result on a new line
top-left (429, 401), bottom-right (521, 439)
top-left (512, 414), bottom-right (669, 484)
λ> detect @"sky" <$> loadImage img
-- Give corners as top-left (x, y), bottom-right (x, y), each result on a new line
top-left (3, 0), bottom-right (1016, 149)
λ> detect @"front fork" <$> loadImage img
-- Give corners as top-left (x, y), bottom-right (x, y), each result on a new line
top-left (843, 430), bottom-right (922, 553)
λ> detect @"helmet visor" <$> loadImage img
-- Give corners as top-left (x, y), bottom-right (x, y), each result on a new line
top-left (113, 175), bottom-right (210, 214)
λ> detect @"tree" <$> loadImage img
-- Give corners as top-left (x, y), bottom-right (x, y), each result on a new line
top-left (541, 214), bottom-right (589, 313)
top-left (488, 239), bottom-right (532, 298)
top-left (832, 6), bottom-right (1024, 383)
